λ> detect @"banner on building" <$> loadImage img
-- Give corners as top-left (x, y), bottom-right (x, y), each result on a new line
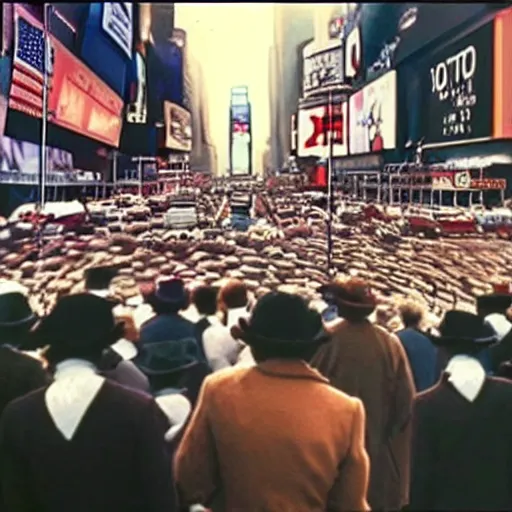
top-left (494, 7), bottom-right (512, 139)
top-left (290, 114), bottom-right (298, 155)
top-left (164, 101), bottom-right (192, 152)
top-left (297, 102), bottom-right (348, 158)
top-left (303, 45), bottom-right (343, 96)
top-left (9, 7), bottom-right (124, 147)
top-left (126, 51), bottom-right (148, 123)
top-left (422, 22), bottom-right (493, 146)
top-left (102, 3), bottom-right (133, 58)
top-left (342, 8), bottom-right (362, 84)
top-left (349, 70), bottom-right (397, 155)
top-left (230, 103), bottom-right (251, 175)
top-left (0, 135), bottom-right (76, 183)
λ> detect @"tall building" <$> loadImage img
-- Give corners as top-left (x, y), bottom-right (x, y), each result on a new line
top-left (184, 49), bottom-right (217, 174)
top-left (150, 3), bottom-right (175, 45)
top-left (269, 4), bottom-right (315, 171)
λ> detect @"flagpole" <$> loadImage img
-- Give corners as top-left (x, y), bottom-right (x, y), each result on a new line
top-left (39, 3), bottom-right (51, 211)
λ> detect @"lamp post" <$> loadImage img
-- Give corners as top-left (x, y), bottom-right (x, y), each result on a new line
top-left (326, 88), bottom-right (334, 274)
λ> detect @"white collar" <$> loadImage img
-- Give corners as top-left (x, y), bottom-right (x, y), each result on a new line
top-left (226, 306), bottom-right (249, 328)
top-left (88, 289), bottom-right (110, 299)
top-left (206, 314), bottom-right (222, 326)
top-left (110, 338), bottom-right (138, 361)
top-left (46, 359), bottom-right (105, 441)
top-left (445, 354), bottom-right (486, 402)
top-left (155, 394), bottom-right (192, 442)
top-left (485, 313), bottom-right (512, 341)
top-left (126, 295), bottom-right (144, 307)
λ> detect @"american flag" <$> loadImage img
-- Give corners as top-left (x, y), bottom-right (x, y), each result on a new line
top-left (9, 11), bottom-right (45, 118)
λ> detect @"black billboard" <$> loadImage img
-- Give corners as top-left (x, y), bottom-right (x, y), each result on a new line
top-left (421, 22), bottom-right (493, 146)
top-left (395, 3), bottom-right (501, 64)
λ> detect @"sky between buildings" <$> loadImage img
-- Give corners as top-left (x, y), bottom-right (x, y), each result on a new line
top-left (175, 3), bottom-right (274, 175)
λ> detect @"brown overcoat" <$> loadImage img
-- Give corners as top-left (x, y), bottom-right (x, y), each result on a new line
top-left (311, 319), bottom-right (415, 511)
top-left (174, 360), bottom-right (370, 512)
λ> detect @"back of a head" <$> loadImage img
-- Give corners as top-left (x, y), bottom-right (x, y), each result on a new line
top-left (192, 285), bottom-right (218, 316)
top-left (397, 298), bottom-right (426, 329)
top-left (0, 285), bottom-right (37, 348)
top-left (219, 279), bottom-right (248, 310)
top-left (33, 293), bottom-right (121, 365)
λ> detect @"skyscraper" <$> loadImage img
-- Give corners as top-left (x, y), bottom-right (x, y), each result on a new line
top-left (269, 4), bottom-right (314, 171)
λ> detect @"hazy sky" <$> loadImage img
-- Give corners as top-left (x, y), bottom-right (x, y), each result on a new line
top-left (175, 3), bottom-right (274, 175)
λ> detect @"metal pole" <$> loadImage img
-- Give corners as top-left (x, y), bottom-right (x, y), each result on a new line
top-left (112, 150), bottom-right (118, 196)
top-left (39, 3), bottom-right (51, 210)
top-left (327, 89), bottom-right (334, 274)
top-left (138, 156), bottom-right (143, 196)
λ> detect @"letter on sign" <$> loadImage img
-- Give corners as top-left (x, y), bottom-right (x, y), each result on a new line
top-left (345, 25), bottom-right (361, 80)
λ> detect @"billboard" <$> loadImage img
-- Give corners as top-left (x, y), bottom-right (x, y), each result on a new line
top-left (297, 102), bottom-right (348, 158)
top-left (230, 103), bottom-right (250, 175)
top-left (349, 70), bottom-right (397, 155)
top-left (302, 45), bottom-right (343, 96)
top-left (0, 135), bottom-right (77, 183)
top-left (9, 6), bottom-right (124, 147)
top-left (101, 3), bottom-right (133, 59)
top-left (164, 101), bottom-right (192, 152)
top-left (494, 7), bottom-right (512, 139)
top-left (395, 4), bottom-right (499, 65)
top-left (421, 23), bottom-right (493, 146)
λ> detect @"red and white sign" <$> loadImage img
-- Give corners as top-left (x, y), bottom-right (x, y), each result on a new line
top-left (470, 178), bottom-right (507, 190)
top-left (344, 24), bottom-right (362, 81)
top-left (349, 70), bottom-right (397, 155)
top-left (297, 102), bottom-right (348, 158)
top-left (10, 6), bottom-right (123, 148)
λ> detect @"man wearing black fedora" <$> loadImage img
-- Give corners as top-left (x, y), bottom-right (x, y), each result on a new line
top-left (0, 294), bottom-right (177, 511)
top-left (409, 310), bottom-right (512, 511)
top-left (175, 291), bottom-right (370, 511)
top-left (311, 277), bottom-right (415, 512)
top-left (0, 281), bottom-right (50, 420)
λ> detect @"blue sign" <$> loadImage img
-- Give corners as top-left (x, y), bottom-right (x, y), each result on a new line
top-left (80, 3), bottom-right (130, 97)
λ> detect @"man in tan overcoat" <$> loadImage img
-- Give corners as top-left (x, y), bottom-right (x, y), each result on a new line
top-left (175, 291), bottom-right (370, 511)
top-left (312, 278), bottom-right (415, 511)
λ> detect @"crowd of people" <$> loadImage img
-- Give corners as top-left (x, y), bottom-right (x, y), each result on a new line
top-left (0, 263), bottom-right (512, 511)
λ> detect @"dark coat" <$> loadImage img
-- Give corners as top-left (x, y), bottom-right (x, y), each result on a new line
top-left (193, 318), bottom-right (211, 362)
top-left (311, 319), bottom-right (415, 511)
top-left (0, 346), bottom-right (50, 419)
top-left (0, 380), bottom-right (178, 512)
top-left (410, 374), bottom-right (512, 511)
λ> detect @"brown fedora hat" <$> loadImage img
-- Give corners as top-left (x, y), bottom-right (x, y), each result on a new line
top-left (320, 277), bottom-right (378, 317)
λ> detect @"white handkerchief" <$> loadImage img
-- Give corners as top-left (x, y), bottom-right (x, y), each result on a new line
top-left (45, 366), bottom-right (105, 441)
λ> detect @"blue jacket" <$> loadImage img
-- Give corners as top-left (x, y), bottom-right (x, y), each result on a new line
top-left (397, 328), bottom-right (439, 392)
top-left (136, 314), bottom-right (204, 373)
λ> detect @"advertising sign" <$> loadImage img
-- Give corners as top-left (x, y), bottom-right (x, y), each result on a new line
top-left (230, 103), bottom-right (250, 175)
top-left (0, 135), bottom-right (75, 183)
top-left (422, 23), bottom-right (493, 146)
top-left (290, 114), bottom-right (297, 154)
top-left (494, 7), bottom-right (512, 139)
top-left (395, 4), bottom-right (498, 65)
top-left (126, 51), bottom-right (147, 124)
top-left (49, 36), bottom-right (124, 147)
top-left (349, 70), bottom-right (397, 155)
top-left (10, 7), bottom-right (124, 147)
top-left (342, 10), bottom-right (362, 84)
top-left (164, 101), bottom-right (192, 152)
top-left (297, 102), bottom-right (348, 158)
top-left (303, 45), bottom-right (343, 96)
top-left (102, 3), bottom-right (133, 59)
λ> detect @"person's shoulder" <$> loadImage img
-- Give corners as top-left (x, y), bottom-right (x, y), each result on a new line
top-left (203, 365), bottom-right (251, 390)
top-left (1, 385), bottom-right (47, 422)
top-left (100, 379), bottom-right (154, 407)
top-left (487, 375), bottom-right (512, 394)
top-left (322, 382), bottom-right (364, 412)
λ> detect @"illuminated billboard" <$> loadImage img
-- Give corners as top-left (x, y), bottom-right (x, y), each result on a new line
top-left (230, 103), bottom-right (251, 176)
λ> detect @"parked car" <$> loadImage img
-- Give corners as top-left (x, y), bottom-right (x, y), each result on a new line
top-left (164, 196), bottom-right (198, 230)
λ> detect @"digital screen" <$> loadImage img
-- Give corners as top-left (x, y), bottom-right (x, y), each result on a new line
top-left (231, 132), bottom-right (250, 175)
top-left (422, 23), bottom-right (493, 145)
